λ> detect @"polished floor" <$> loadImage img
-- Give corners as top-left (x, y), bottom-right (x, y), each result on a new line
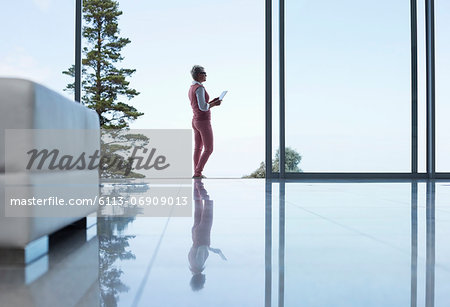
top-left (1, 179), bottom-right (450, 307)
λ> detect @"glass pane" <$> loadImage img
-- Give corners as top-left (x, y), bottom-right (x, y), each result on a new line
top-left (0, 0), bottom-right (75, 99)
top-left (118, 0), bottom-right (264, 178)
top-left (435, 0), bottom-right (450, 172)
top-left (272, 0), bottom-right (280, 175)
top-left (418, 0), bottom-right (427, 173)
top-left (285, 0), bottom-right (411, 172)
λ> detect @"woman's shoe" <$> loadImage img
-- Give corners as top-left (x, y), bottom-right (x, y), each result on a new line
top-left (192, 174), bottom-right (207, 179)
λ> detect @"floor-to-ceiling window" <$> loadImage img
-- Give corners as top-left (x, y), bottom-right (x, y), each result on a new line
top-left (117, 0), bottom-right (265, 178)
top-left (265, 0), bottom-right (449, 178)
top-left (284, 0), bottom-right (411, 173)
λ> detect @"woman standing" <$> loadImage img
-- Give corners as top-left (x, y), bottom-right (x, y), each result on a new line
top-left (189, 65), bottom-right (221, 179)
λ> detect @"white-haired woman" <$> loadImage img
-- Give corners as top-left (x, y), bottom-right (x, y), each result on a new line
top-left (188, 65), bottom-right (221, 178)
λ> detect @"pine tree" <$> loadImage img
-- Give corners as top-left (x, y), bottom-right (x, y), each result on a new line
top-left (63, 0), bottom-right (143, 129)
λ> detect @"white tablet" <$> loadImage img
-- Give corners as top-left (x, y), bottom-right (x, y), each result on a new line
top-left (219, 90), bottom-right (228, 100)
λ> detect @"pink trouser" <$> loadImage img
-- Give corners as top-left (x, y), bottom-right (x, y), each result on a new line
top-left (192, 119), bottom-right (213, 176)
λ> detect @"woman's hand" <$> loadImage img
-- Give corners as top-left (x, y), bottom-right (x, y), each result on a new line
top-left (208, 97), bottom-right (222, 108)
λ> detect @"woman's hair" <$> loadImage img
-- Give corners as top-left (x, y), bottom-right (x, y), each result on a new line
top-left (190, 273), bottom-right (206, 291)
top-left (191, 65), bottom-right (205, 81)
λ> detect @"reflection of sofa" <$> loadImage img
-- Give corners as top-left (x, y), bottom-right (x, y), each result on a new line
top-left (0, 228), bottom-right (100, 306)
top-left (0, 78), bottom-right (100, 264)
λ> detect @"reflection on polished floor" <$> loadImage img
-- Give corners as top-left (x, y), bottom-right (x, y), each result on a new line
top-left (1, 179), bottom-right (450, 307)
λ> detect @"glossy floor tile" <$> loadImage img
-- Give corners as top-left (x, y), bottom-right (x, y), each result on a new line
top-left (1, 179), bottom-right (449, 307)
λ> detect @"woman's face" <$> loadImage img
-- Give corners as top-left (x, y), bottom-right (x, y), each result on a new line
top-left (197, 71), bottom-right (207, 83)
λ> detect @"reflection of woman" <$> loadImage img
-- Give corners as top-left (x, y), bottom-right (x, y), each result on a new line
top-left (189, 65), bottom-right (222, 179)
top-left (188, 179), bottom-right (226, 291)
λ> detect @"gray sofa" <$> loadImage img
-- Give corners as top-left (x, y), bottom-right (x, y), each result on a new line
top-left (0, 78), bottom-right (100, 264)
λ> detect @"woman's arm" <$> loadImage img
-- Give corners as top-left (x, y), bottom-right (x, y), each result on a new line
top-left (195, 87), bottom-right (210, 111)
